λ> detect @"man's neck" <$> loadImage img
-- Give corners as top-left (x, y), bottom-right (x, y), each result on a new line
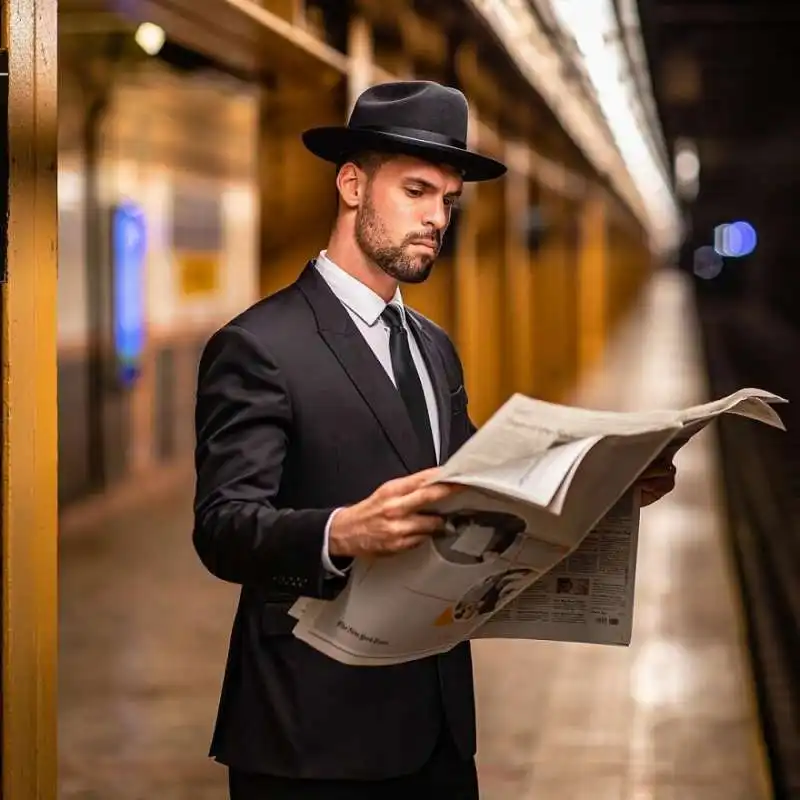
top-left (324, 231), bottom-right (398, 303)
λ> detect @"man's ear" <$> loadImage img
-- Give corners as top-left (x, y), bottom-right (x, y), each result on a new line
top-left (336, 162), bottom-right (364, 210)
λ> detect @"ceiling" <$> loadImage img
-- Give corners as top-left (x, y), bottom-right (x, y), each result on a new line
top-left (636, 0), bottom-right (800, 305)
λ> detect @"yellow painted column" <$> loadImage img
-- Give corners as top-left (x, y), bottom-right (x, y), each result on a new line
top-left (453, 102), bottom-right (493, 424)
top-left (2, 0), bottom-right (59, 797)
top-left (532, 187), bottom-right (568, 401)
top-left (558, 196), bottom-right (580, 395)
top-left (258, 75), bottom-right (345, 296)
top-left (606, 218), bottom-right (621, 330)
top-left (577, 190), bottom-right (608, 378)
top-left (402, 248), bottom-right (457, 333)
top-left (347, 14), bottom-right (373, 113)
top-left (503, 143), bottom-right (535, 397)
top-left (459, 125), bottom-right (508, 423)
top-left (453, 192), bottom-right (483, 412)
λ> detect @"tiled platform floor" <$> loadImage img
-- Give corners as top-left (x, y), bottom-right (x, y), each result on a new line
top-left (471, 270), bottom-right (769, 799)
top-left (59, 270), bottom-right (768, 799)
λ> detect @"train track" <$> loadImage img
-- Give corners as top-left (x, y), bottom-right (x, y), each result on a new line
top-left (694, 294), bottom-right (800, 800)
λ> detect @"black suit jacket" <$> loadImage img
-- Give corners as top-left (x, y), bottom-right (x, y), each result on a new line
top-left (193, 261), bottom-right (478, 780)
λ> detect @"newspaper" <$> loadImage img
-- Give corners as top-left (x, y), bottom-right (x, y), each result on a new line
top-left (290, 388), bottom-right (787, 666)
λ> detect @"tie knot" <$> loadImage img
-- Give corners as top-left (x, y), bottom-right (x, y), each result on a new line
top-left (382, 303), bottom-right (405, 331)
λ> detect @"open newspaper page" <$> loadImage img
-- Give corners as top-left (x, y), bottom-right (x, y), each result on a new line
top-left (290, 388), bottom-right (787, 666)
top-left (470, 387), bottom-right (789, 646)
top-left (473, 489), bottom-right (640, 645)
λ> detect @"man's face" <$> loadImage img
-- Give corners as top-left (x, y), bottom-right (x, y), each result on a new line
top-left (354, 155), bottom-right (463, 284)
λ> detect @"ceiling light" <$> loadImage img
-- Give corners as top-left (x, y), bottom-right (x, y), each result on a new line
top-left (135, 22), bottom-right (165, 56)
top-left (466, 0), bottom-right (681, 255)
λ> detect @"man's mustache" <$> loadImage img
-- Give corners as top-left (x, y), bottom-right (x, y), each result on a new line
top-left (404, 232), bottom-right (440, 248)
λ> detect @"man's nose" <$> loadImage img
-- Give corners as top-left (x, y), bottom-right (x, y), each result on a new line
top-left (423, 199), bottom-right (449, 231)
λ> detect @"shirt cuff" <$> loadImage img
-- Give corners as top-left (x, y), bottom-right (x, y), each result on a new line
top-left (321, 508), bottom-right (352, 577)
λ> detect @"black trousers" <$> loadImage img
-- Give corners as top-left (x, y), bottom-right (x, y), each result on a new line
top-left (228, 730), bottom-right (479, 800)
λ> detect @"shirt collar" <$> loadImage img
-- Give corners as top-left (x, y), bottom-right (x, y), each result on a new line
top-left (315, 250), bottom-right (405, 327)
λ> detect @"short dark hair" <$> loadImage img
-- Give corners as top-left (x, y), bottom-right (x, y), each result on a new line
top-left (334, 151), bottom-right (392, 208)
top-left (335, 150), bottom-right (392, 178)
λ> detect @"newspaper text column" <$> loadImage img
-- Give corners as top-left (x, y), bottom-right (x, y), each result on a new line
top-left (1, 0), bottom-right (59, 797)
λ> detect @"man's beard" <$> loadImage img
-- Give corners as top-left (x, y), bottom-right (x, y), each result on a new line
top-left (354, 192), bottom-right (441, 284)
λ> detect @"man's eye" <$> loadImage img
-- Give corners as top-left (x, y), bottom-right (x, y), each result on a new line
top-left (406, 187), bottom-right (423, 197)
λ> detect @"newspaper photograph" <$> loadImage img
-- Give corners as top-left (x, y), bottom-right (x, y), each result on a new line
top-left (474, 490), bottom-right (640, 646)
top-left (290, 387), bottom-right (787, 666)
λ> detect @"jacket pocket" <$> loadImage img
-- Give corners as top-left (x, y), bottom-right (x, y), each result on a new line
top-left (261, 602), bottom-right (298, 636)
top-left (450, 384), bottom-right (468, 416)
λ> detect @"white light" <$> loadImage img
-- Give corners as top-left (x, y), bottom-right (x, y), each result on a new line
top-left (58, 169), bottom-right (82, 208)
top-left (466, 0), bottom-right (681, 254)
top-left (674, 142), bottom-right (699, 183)
top-left (630, 639), bottom-right (695, 708)
top-left (549, 0), bottom-right (679, 251)
top-left (674, 138), bottom-right (699, 200)
top-left (135, 22), bottom-right (165, 56)
top-left (713, 224), bottom-right (728, 255)
top-left (675, 150), bottom-right (699, 183)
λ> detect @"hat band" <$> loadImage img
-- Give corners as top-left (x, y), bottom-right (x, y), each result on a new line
top-left (354, 124), bottom-right (466, 151)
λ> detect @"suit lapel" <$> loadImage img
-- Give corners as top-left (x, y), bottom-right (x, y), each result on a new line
top-left (405, 309), bottom-right (452, 462)
top-left (296, 262), bottom-right (429, 473)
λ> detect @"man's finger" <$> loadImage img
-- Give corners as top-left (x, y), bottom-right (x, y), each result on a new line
top-left (640, 460), bottom-right (676, 480)
top-left (638, 475), bottom-right (675, 491)
top-left (401, 513), bottom-right (448, 534)
top-left (638, 476), bottom-right (675, 506)
top-left (387, 468), bottom-right (442, 494)
top-left (640, 490), bottom-right (658, 507)
top-left (395, 483), bottom-right (463, 514)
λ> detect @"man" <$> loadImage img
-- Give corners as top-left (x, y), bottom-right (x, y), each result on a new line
top-left (192, 80), bottom-right (677, 799)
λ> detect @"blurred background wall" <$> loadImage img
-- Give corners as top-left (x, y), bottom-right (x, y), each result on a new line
top-left (53, 0), bottom-right (663, 523)
top-left (57, 40), bottom-right (260, 506)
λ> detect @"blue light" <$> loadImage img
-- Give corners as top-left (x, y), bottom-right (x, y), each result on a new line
top-left (713, 221), bottom-right (757, 258)
top-left (729, 221), bottom-right (757, 256)
top-left (111, 200), bottom-right (147, 386)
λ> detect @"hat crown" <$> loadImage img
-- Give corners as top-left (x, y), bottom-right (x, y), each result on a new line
top-left (300, 79), bottom-right (506, 181)
top-left (348, 81), bottom-right (469, 148)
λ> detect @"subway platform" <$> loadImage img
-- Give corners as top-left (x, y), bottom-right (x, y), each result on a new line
top-left (58, 269), bottom-right (769, 799)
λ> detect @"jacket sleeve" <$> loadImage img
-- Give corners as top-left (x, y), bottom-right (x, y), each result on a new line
top-left (192, 323), bottom-right (347, 600)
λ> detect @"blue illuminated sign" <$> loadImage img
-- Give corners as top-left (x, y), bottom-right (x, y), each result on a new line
top-left (111, 200), bottom-right (147, 386)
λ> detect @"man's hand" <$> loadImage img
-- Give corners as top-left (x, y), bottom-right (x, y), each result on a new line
top-left (329, 468), bottom-right (461, 559)
top-left (636, 452), bottom-right (677, 507)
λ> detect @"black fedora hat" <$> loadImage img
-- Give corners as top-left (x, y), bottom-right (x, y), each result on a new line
top-left (301, 80), bottom-right (507, 182)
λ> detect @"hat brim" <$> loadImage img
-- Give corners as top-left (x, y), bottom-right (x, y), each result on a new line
top-left (301, 126), bottom-right (507, 182)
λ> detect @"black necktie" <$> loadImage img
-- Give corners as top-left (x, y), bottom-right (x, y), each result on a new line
top-left (381, 304), bottom-right (437, 465)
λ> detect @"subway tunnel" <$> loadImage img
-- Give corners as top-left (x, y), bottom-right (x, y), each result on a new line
top-left (1, 0), bottom-right (798, 798)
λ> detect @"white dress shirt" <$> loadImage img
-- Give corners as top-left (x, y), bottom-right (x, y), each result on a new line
top-left (313, 251), bottom-right (441, 575)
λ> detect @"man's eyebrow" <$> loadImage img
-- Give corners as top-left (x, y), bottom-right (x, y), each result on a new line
top-left (405, 176), bottom-right (463, 197)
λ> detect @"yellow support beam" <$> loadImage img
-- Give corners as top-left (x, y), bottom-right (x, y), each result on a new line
top-left (577, 191), bottom-right (609, 378)
top-left (531, 188), bottom-right (568, 401)
top-left (258, 74), bottom-right (345, 297)
top-left (1, 0), bottom-right (59, 798)
top-left (453, 107), bottom-right (510, 425)
top-left (503, 142), bottom-right (536, 398)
